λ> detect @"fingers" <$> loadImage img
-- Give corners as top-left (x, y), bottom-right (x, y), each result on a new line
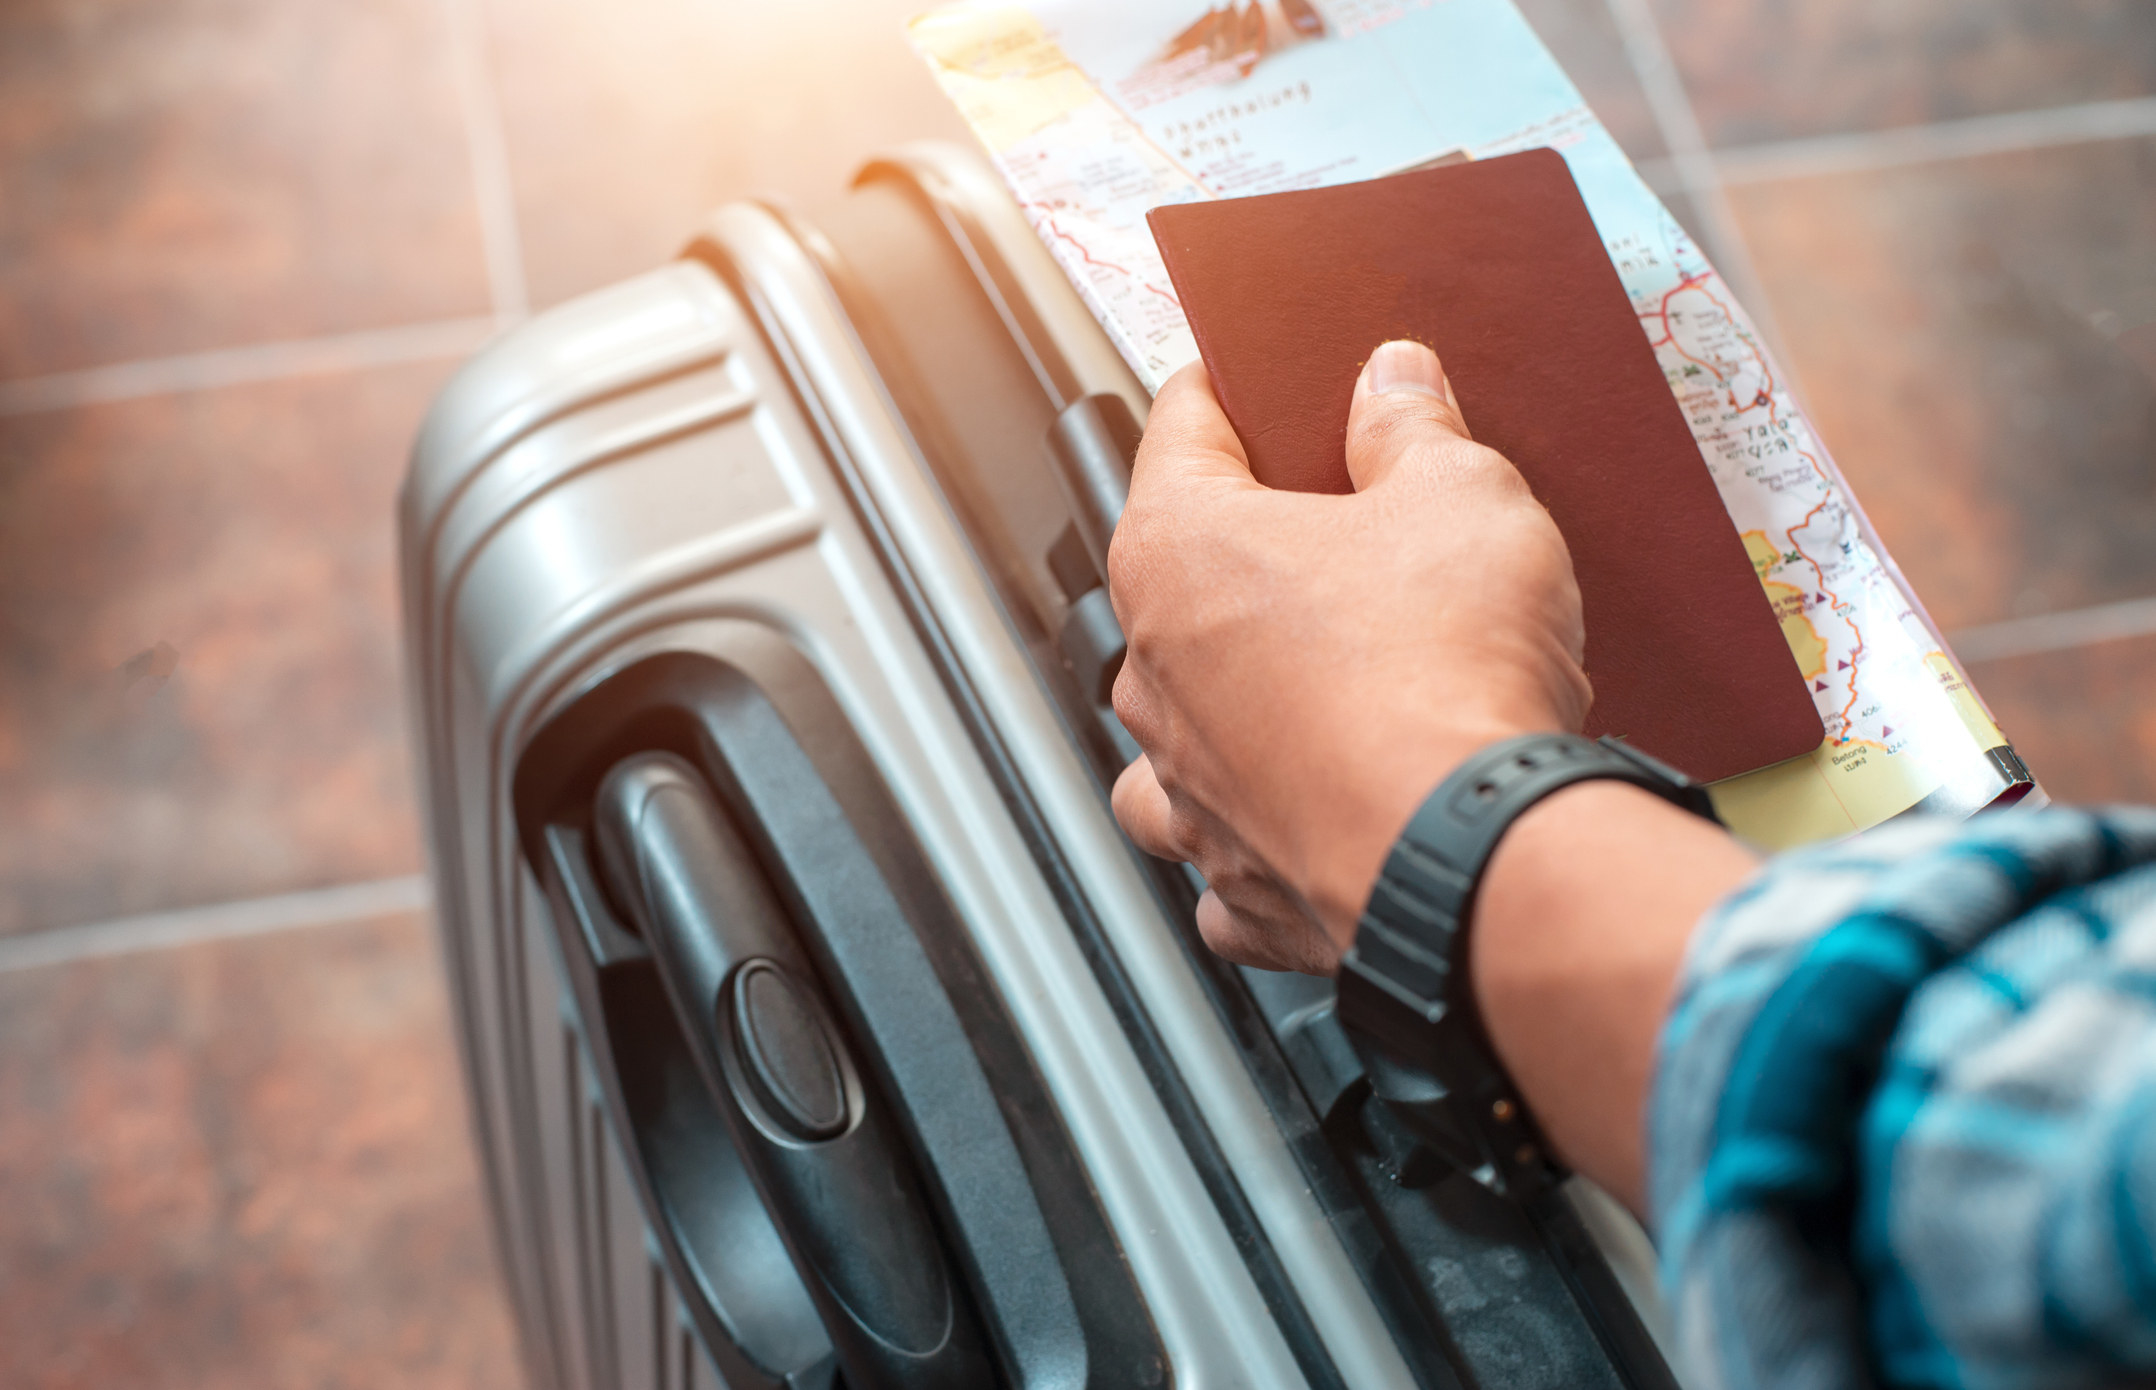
top-left (1109, 359), bottom-right (1262, 625)
top-left (1126, 359), bottom-right (1260, 498)
top-left (1194, 885), bottom-right (1343, 975)
top-left (1343, 339), bottom-right (1487, 493)
top-left (1111, 754), bottom-right (1181, 861)
top-left (1114, 755), bottom-right (1343, 974)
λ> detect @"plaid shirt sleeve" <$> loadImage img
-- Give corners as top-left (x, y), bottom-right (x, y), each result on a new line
top-left (1648, 807), bottom-right (2156, 1390)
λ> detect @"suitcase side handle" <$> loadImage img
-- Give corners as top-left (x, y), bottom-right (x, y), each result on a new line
top-left (515, 643), bottom-right (1146, 1388)
top-left (534, 819), bottom-right (836, 1387)
top-left (594, 751), bottom-right (994, 1390)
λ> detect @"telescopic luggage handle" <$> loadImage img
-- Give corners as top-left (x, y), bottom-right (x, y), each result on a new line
top-left (1046, 394), bottom-right (1140, 713)
top-left (1047, 393), bottom-right (1139, 585)
top-left (593, 751), bottom-right (993, 1390)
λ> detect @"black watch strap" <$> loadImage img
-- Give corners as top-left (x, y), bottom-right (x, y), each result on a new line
top-left (1335, 732), bottom-right (1718, 1198)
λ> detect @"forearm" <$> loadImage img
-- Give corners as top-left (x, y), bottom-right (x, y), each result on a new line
top-left (1470, 780), bottom-right (1757, 1211)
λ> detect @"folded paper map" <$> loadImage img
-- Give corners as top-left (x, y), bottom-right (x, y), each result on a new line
top-left (908, 0), bottom-right (2037, 847)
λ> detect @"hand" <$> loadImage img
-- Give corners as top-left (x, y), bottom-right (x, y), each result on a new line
top-left (1108, 340), bottom-right (1594, 973)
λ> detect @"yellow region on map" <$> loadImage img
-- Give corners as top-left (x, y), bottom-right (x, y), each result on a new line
top-left (1709, 646), bottom-right (2018, 851)
top-left (909, 6), bottom-right (1098, 151)
top-left (1710, 737), bottom-right (1936, 852)
top-left (1742, 530), bottom-right (1827, 680)
top-left (1928, 650), bottom-right (2006, 749)
top-left (1710, 528), bottom-right (1955, 848)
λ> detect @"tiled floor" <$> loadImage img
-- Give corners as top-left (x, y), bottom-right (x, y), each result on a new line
top-left (0, 0), bottom-right (493, 379)
top-left (1644, 0), bottom-right (2156, 145)
top-left (0, 364), bottom-right (443, 934)
top-left (1727, 137), bottom-right (2156, 631)
top-left (1967, 632), bottom-right (2156, 804)
top-left (0, 912), bottom-right (520, 1390)
top-left (1, 0), bottom-right (2151, 1383)
top-left (483, 0), bottom-right (969, 307)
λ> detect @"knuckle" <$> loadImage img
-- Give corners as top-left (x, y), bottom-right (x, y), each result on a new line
top-left (1192, 903), bottom-right (1252, 965)
top-left (1108, 760), bottom-right (1145, 819)
top-left (1445, 439), bottom-right (1527, 488)
top-left (1354, 399), bottom-right (1427, 456)
top-left (1399, 440), bottom-right (1533, 505)
top-left (1110, 665), bottom-right (1150, 739)
top-left (1104, 522), bottom-right (1140, 593)
top-left (1564, 664), bottom-right (1595, 721)
top-left (1357, 393), bottom-right (1467, 451)
top-left (1105, 510), bottom-right (1169, 607)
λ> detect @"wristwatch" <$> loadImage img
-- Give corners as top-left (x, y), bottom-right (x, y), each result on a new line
top-left (1334, 732), bottom-right (1719, 1199)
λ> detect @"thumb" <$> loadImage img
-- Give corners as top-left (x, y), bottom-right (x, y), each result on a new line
top-left (1344, 340), bottom-right (1474, 492)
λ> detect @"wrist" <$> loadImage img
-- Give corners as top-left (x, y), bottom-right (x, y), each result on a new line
top-left (1333, 733), bottom-right (1727, 1202)
top-left (1469, 779), bottom-right (1755, 1207)
top-left (1302, 713), bottom-right (1567, 950)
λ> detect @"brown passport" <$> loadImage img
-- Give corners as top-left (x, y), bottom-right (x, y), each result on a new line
top-left (1146, 148), bottom-right (1822, 783)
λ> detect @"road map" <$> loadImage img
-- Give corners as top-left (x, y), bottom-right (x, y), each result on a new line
top-left (910, 0), bottom-right (2032, 846)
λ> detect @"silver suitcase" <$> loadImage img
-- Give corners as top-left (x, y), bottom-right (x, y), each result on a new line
top-left (401, 142), bottom-right (1675, 1390)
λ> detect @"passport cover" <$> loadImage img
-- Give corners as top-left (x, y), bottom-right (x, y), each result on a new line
top-left (1146, 148), bottom-right (1823, 782)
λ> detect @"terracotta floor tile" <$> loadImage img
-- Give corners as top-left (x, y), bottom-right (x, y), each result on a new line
top-left (1657, 188), bottom-right (1711, 253)
top-left (0, 911), bottom-right (524, 1390)
top-left (484, 0), bottom-right (972, 310)
top-left (1516, 0), bottom-right (1667, 164)
top-left (1728, 137), bottom-right (2156, 633)
top-left (482, 0), bottom-right (1681, 310)
top-left (1965, 633), bottom-right (2156, 806)
top-left (0, 363), bottom-right (447, 935)
top-left (1646, 0), bottom-right (2156, 146)
top-left (0, 0), bottom-right (492, 379)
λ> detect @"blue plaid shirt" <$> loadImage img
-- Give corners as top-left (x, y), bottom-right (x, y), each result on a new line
top-left (1650, 807), bottom-right (2156, 1389)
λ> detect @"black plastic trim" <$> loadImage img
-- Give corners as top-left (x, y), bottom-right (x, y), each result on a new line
top-left (516, 641), bottom-right (1166, 1390)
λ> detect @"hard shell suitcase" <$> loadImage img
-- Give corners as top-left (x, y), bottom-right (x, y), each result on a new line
top-left (402, 141), bottom-right (1677, 1390)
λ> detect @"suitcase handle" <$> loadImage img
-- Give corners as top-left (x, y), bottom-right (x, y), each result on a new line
top-left (1046, 393), bottom-right (1139, 587)
top-left (594, 751), bottom-right (993, 1390)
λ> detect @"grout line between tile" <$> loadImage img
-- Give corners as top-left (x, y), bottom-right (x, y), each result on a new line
top-left (441, 0), bottom-right (531, 324)
top-left (1950, 594), bottom-right (2156, 665)
top-left (1639, 96), bottom-right (2156, 193)
top-left (0, 316), bottom-right (499, 416)
top-left (0, 876), bottom-right (435, 975)
top-left (1600, 0), bottom-right (1795, 372)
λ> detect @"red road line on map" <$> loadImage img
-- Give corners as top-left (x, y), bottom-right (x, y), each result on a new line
top-left (1028, 205), bottom-right (1182, 309)
top-left (1648, 270), bottom-right (1868, 740)
top-left (1028, 207), bottom-right (1135, 276)
top-left (1640, 272), bottom-right (1728, 401)
top-left (1676, 274), bottom-right (1778, 410)
top-left (1785, 483), bottom-right (1865, 739)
